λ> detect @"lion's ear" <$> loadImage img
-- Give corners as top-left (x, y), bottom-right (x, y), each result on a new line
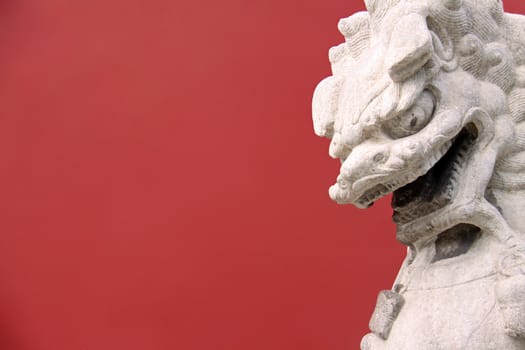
top-left (386, 14), bottom-right (432, 82)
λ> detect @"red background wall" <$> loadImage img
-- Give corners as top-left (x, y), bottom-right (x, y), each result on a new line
top-left (0, 1), bottom-right (522, 349)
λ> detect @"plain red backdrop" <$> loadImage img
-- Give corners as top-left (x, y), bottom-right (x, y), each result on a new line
top-left (0, 0), bottom-right (523, 349)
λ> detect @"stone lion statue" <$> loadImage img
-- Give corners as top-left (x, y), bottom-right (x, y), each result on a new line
top-left (312, 0), bottom-right (525, 348)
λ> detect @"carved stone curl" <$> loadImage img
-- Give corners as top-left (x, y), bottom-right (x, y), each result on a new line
top-left (312, 0), bottom-right (525, 348)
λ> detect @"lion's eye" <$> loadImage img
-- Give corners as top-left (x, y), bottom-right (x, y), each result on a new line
top-left (384, 90), bottom-right (435, 139)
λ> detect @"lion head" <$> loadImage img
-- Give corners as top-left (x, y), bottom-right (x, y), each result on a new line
top-left (313, 0), bottom-right (525, 245)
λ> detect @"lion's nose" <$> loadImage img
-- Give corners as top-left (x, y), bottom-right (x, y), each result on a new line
top-left (312, 76), bottom-right (342, 138)
top-left (329, 132), bottom-right (352, 160)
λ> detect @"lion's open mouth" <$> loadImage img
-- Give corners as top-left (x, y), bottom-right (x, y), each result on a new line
top-left (391, 124), bottom-right (478, 224)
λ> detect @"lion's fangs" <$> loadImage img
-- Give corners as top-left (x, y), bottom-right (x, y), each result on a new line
top-left (392, 126), bottom-right (477, 224)
top-left (355, 137), bottom-right (456, 209)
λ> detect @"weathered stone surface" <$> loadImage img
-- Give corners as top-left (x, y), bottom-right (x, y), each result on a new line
top-left (312, 0), bottom-right (525, 348)
top-left (368, 290), bottom-right (404, 340)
